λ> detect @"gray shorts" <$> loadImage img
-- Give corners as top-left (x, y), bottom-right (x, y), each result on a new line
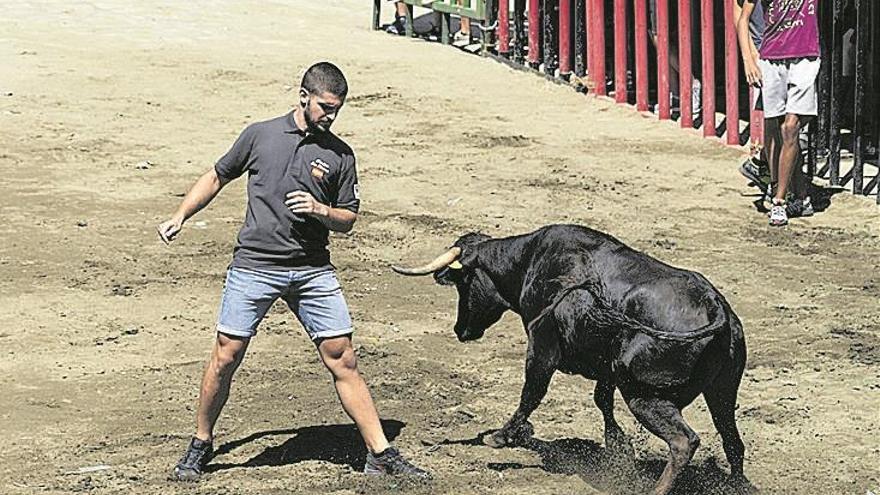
top-left (216, 266), bottom-right (353, 341)
top-left (757, 57), bottom-right (820, 119)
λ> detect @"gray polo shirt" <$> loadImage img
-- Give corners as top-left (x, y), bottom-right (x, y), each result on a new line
top-left (215, 112), bottom-right (360, 271)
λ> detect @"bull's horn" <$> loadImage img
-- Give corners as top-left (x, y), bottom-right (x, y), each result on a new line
top-left (391, 247), bottom-right (462, 276)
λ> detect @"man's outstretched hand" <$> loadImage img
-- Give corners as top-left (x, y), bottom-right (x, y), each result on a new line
top-left (157, 216), bottom-right (184, 245)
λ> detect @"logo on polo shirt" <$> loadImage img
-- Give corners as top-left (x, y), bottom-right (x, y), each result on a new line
top-left (310, 158), bottom-right (331, 180)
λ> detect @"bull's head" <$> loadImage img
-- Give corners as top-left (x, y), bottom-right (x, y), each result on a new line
top-left (392, 233), bottom-right (509, 342)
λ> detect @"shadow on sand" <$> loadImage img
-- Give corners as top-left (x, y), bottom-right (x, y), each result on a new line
top-left (205, 419), bottom-right (405, 473)
top-left (443, 430), bottom-right (758, 495)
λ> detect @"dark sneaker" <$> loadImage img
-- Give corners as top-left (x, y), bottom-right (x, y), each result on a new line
top-left (385, 16), bottom-right (407, 36)
top-left (364, 447), bottom-right (431, 479)
top-left (740, 157), bottom-right (771, 194)
top-left (170, 437), bottom-right (213, 481)
top-left (786, 197), bottom-right (814, 218)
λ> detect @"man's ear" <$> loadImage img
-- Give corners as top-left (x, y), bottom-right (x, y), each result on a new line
top-left (299, 88), bottom-right (309, 108)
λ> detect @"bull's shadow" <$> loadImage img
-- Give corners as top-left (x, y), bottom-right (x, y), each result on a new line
top-left (444, 430), bottom-right (757, 495)
top-left (205, 419), bottom-right (405, 472)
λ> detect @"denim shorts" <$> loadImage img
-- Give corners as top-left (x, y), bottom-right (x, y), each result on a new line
top-left (216, 266), bottom-right (353, 341)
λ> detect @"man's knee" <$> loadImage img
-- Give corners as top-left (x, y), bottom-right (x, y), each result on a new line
top-left (212, 334), bottom-right (248, 373)
top-left (780, 118), bottom-right (802, 144)
top-left (320, 339), bottom-right (359, 376)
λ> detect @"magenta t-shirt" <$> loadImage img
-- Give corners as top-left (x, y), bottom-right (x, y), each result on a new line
top-left (759, 0), bottom-right (820, 59)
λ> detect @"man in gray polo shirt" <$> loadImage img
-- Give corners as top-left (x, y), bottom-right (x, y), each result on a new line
top-left (158, 62), bottom-right (429, 480)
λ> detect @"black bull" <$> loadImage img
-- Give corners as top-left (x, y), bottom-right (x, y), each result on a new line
top-left (393, 225), bottom-right (747, 495)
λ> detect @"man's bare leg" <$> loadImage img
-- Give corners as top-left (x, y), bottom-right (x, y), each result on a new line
top-left (317, 335), bottom-right (390, 454)
top-left (775, 113), bottom-right (807, 203)
top-left (196, 333), bottom-right (250, 442)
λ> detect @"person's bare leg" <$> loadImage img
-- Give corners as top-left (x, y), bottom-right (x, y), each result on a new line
top-left (461, 16), bottom-right (471, 35)
top-left (318, 335), bottom-right (390, 454)
top-left (765, 116), bottom-right (783, 191)
top-left (775, 113), bottom-right (807, 203)
top-left (196, 333), bottom-right (250, 441)
top-left (396, 1), bottom-right (408, 16)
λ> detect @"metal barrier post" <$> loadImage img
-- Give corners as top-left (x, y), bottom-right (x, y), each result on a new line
top-left (635, 0), bottom-right (649, 110)
top-left (852, 0), bottom-right (868, 195)
top-left (828, 0), bottom-right (844, 186)
top-left (614, 0), bottom-right (628, 103)
top-left (724, 0), bottom-right (739, 144)
top-left (678, 0), bottom-right (693, 127)
top-left (588, 0), bottom-right (607, 95)
top-left (656, 0), bottom-right (671, 118)
top-left (560, 0), bottom-right (572, 79)
top-left (749, 86), bottom-right (763, 146)
top-left (405, 3), bottom-right (415, 37)
top-left (574, 0), bottom-right (586, 80)
top-left (701, 0), bottom-right (716, 137)
top-left (543, 0), bottom-right (559, 75)
top-left (483, 0), bottom-right (496, 55)
top-left (373, 0), bottom-right (381, 30)
top-left (529, 0), bottom-right (541, 68)
top-left (515, 0), bottom-right (527, 63)
top-left (499, 0), bottom-right (511, 56)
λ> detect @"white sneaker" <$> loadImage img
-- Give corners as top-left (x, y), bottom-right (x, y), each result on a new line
top-left (769, 203), bottom-right (788, 226)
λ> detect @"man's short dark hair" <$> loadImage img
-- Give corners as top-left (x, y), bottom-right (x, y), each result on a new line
top-left (301, 62), bottom-right (348, 98)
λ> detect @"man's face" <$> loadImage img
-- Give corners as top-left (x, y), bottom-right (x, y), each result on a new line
top-left (300, 89), bottom-right (344, 133)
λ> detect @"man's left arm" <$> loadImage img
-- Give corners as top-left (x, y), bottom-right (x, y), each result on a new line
top-left (286, 153), bottom-right (360, 233)
top-left (285, 192), bottom-right (357, 233)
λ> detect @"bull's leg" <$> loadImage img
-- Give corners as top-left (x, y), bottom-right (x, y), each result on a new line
top-left (704, 371), bottom-right (746, 480)
top-left (594, 380), bottom-right (634, 458)
top-left (625, 397), bottom-right (700, 495)
top-left (485, 331), bottom-right (559, 448)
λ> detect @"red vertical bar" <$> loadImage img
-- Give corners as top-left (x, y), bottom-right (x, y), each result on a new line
top-left (724, 0), bottom-right (739, 144)
top-left (529, 0), bottom-right (540, 65)
top-left (749, 86), bottom-right (764, 146)
top-left (499, 0), bottom-right (510, 55)
top-left (701, 0), bottom-right (716, 137)
top-left (613, 0), bottom-right (627, 102)
top-left (678, 0), bottom-right (693, 127)
top-left (560, 0), bottom-right (571, 74)
top-left (588, 0), bottom-right (606, 95)
top-left (634, 0), bottom-right (649, 111)
top-left (656, 0), bottom-right (670, 118)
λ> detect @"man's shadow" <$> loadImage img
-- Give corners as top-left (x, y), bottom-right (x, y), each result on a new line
top-left (206, 419), bottom-right (405, 472)
top-left (444, 430), bottom-right (757, 495)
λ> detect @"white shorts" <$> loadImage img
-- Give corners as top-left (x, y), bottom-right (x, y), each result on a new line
top-left (757, 57), bottom-right (820, 119)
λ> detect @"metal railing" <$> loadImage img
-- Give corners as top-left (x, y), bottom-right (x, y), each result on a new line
top-left (373, 0), bottom-right (880, 203)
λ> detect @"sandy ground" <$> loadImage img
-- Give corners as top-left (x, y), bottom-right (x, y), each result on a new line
top-left (1, 1), bottom-right (878, 494)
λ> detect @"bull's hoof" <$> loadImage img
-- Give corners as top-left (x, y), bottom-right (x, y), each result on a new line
top-left (483, 421), bottom-right (534, 448)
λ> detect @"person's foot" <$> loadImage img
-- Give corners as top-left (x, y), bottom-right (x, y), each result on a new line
top-left (385, 15), bottom-right (407, 35)
top-left (453, 30), bottom-right (471, 42)
top-left (170, 437), bottom-right (213, 482)
top-left (364, 446), bottom-right (431, 479)
top-left (739, 156), bottom-right (771, 194)
top-left (786, 197), bottom-right (814, 218)
top-left (769, 201), bottom-right (788, 226)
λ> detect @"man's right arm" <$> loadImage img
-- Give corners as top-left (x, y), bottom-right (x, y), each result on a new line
top-left (157, 167), bottom-right (229, 244)
top-left (737, 1), bottom-right (762, 86)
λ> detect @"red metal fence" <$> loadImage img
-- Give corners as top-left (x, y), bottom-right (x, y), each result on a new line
top-left (374, 0), bottom-right (879, 203)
